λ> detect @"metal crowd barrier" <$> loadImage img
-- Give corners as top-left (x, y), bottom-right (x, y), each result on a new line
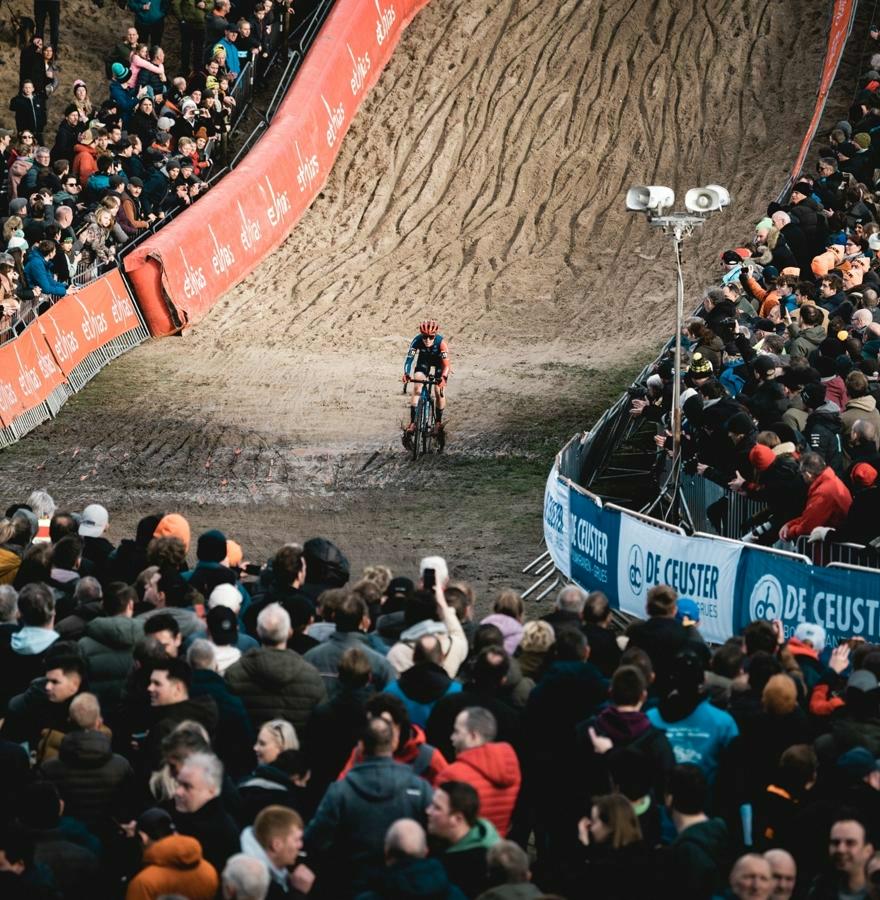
top-left (794, 535), bottom-right (873, 568)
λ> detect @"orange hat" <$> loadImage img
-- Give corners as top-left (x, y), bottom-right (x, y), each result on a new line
top-left (154, 513), bottom-right (191, 552)
top-left (851, 462), bottom-right (878, 487)
top-left (226, 540), bottom-right (243, 568)
top-left (734, 248), bottom-right (752, 260)
top-left (749, 443), bottom-right (776, 473)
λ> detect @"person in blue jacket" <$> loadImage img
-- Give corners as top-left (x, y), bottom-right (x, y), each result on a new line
top-left (211, 23), bottom-right (240, 77)
top-left (24, 240), bottom-right (69, 298)
top-left (109, 63), bottom-right (140, 127)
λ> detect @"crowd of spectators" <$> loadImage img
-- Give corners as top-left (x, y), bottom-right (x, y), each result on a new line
top-left (0, 0), bottom-right (286, 337)
top-left (626, 53), bottom-right (880, 553)
top-left (0, 491), bottom-right (878, 899)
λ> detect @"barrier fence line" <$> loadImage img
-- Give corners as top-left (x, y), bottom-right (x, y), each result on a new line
top-left (123, 0), bottom-right (434, 336)
top-left (0, 268), bottom-right (150, 448)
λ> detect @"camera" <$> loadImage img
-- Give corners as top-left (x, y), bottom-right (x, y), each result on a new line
top-left (627, 385), bottom-right (648, 400)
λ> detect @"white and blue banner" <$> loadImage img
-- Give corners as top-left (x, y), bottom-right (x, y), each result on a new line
top-left (543, 471), bottom-right (880, 645)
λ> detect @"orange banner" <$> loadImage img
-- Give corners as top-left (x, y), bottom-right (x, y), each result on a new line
top-left (124, 0), bottom-right (431, 334)
top-left (788, 0), bottom-right (857, 185)
top-left (40, 268), bottom-right (142, 376)
top-left (0, 321), bottom-right (65, 428)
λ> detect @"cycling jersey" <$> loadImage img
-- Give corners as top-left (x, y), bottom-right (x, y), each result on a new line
top-left (404, 334), bottom-right (451, 379)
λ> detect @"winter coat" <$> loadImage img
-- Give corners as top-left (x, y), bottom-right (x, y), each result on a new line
top-left (384, 662), bottom-right (462, 728)
top-left (746, 380), bottom-right (791, 430)
top-left (780, 221), bottom-right (812, 274)
top-left (78, 615), bottom-right (144, 712)
top-left (0, 626), bottom-right (59, 714)
top-left (804, 403), bottom-right (846, 476)
top-left (427, 686), bottom-right (522, 763)
top-left (305, 757), bottom-right (434, 890)
top-left (170, 795), bottom-right (240, 876)
top-left (479, 614), bottom-right (524, 656)
top-left (387, 607), bottom-right (468, 678)
top-left (225, 646), bottom-right (327, 732)
top-left (190, 667), bottom-right (255, 776)
top-left (625, 616), bottom-right (690, 696)
top-left (437, 742), bottom-right (521, 837)
top-left (746, 455), bottom-right (808, 539)
top-left (170, 0), bottom-right (206, 25)
top-left (305, 684), bottom-right (372, 791)
top-left (834, 485), bottom-right (880, 544)
top-left (9, 93), bottom-right (47, 135)
top-left (23, 246), bottom-right (66, 296)
top-left (788, 197), bottom-right (827, 255)
top-left (39, 728), bottom-right (135, 826)
top-left (0, 543), bottom-right (22, 585)
top-left (143, 694), bottom-right (219, 767)
top-left (237, 762), bottom-right (313, 827)
top-left (128, 0), bottom-right (166, 25)
top-left (72, 143), bottom-right (99, 187)
top-left (783, 465), bottom-right (852, 539)
top-left (356, 857), bottom-right (467, 900)
top-left (304, 631), bottom-right (397, 693)
top-left (437, 819), bottom-right (500, 900)
top-left (662, 817), bottom-right (733, 900)
top-left (841, 393), bottom-right (880, 435)
top-left (125, 834), bottom-right (218, 900)
top-left (786, 322), bottom-right (826, 359)
top-left (51, 120), bottom-right (80, 165)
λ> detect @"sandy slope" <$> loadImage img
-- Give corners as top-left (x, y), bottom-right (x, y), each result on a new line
top-left (0, 0), bottom-right (831, 592)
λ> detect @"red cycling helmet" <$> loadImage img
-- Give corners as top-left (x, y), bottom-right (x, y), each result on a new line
top-left (419, 319), bottom-right (439, 336)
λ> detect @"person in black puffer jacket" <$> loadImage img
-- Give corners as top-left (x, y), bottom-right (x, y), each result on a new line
top-left (39, 692), bottom-right (135, 830)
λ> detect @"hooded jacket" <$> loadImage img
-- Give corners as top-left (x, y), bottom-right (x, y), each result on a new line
top-left (384, 662), bottom-right (462, 728)
top-left (479, 614), bottom-right (524, 656)
top-left (664, 817), bottom-right (732, 899)
top-left (78, 615), bottom-right (144, 711)
top-left (436, 742), bottom-right (521, 837)
top-left (787, 322), bottom-right (826, 359)
top-left (0, 543), bottom-right (22, 584)
top-left (0, 627), bottom-right (59, 714)
top-left (841, 393), bottom-right (880, 435)
top-left (225, 646), bottom-right (326, 732)
top-left (240, 826), bottom-right (295, 895)
top-left (40, 729), bottom-right (135, 826)
top-left (304, 630), bottom-right (397, 693)
top-left (387, 607), bottom-right (468, 678)
top-left (305, 757), bottom-right (434, 886)
top-left (804, 402), bottom-right (846, 475)
top-left (647, 694), bottom-right (738, 784)
top-left (439, 819), bottom-right (500, 899)
top-left (783, 466), bottom-right (852, 539)
top-left (356, 856), bottom-right (467, 900)
top-left (125, 834), bottom-right (218, 900)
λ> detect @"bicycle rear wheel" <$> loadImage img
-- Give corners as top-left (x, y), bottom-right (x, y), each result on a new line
top-left (413, 397), bottom-right (427, 461)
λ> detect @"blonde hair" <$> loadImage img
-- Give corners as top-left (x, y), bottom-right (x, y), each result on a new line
top-left (762, 673), bottom-right (798, 716)
top-left (260, 718), bottom-right (299, 751)
top-left (493, 589), bottom-right (524, 622)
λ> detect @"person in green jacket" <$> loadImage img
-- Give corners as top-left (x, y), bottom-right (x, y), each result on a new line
top-left (170, 0), bottom-right (206, 75)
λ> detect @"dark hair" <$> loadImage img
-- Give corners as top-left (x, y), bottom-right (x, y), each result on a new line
top-left (553, 628), bottom-right (588, 662)
top-left (667, 765), bottom-right (707, 815)
top-left (103, 582), bottom-right (136, 616)
top-left (472, 647), bottom-right (510, 687)
top-left (438, 781), bottom-right (480, 827)
top-left (45, 643), bottom-right (85, 678)
top-left (338, 646), bottom-right (372, 688)
top-left (800, 304), bottom-right (822, 325)
top-left (51, 534), bottom-right (83, 570)
top-left (365, 692), bottom-right (409, 731)
top-left (158, 570), bottom-right (188, 607)
top-left (273, 544), bottom-right (305, 587)
top-left (747, 651), bottom-right (782, 695)
top-left (144, 612), bottom-right (180, 638)
top-left (473, 623), bottom-right (504, 654)
top-left (361, 716), bottom-right (394, 756)
top-left (743, 620), bottom-right (776, 656)
top-left (151, 656), bottom-right (192, 689)
top-left (334, 594), bottom-right (368, 633)
top-left (711, 640), bottom-right (745, 679)
top-left (18, 582), bottom-right (55, 626)
top-left (404, 590), bottom-right (438, 627)
top-left (49, 512), bottom-right (78, 543)
top-left (584, 591), bottom-right (611, 624)
top-left (776, 744), bottom-right (817, 795)
top-left (413, 634), bottom-right (442, 666)
top-left (620, 646), bottom-right (654, 683)
top-left (646, 584), bottom-right (677, 616)
top-left (611, 665), bottom-right (647, 706)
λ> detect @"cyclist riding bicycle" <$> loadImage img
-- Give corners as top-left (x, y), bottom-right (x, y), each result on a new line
top-left (402, 319), bottom-right (450, 442)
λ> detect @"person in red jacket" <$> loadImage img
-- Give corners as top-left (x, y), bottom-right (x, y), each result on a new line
top-left (779, 453), bottom-right (852, 541)
top-left (437, 706), bottom-right (521, 837)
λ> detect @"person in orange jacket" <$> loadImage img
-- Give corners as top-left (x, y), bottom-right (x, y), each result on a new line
top-left (126, 807), bottom-right (219, 900)
top-left (779, 453), bottom-right (852, 541)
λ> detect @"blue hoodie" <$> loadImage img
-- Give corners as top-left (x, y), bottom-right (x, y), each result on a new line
top-left (11, 626), bottom-right (59, 655)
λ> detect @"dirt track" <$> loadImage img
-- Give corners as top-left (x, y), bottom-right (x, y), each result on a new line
top-left (1, 0), bottom-right (830, 600)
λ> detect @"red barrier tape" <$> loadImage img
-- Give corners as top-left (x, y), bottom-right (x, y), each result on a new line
top-left (0, 268), bottom-right (140, 429)
top-left (124, 0), bottom-right (430, 334)
top-left (788, 0), bottom-right (858, 186)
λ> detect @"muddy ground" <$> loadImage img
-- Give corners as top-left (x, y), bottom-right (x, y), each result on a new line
top-left (0, 0), bottom-right (845, 609)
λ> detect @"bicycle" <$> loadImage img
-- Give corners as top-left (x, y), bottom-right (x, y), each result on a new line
top-left (402, 374), bottom-right (446, 460)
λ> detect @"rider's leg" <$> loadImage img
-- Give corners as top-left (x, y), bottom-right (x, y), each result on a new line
top-left (435, 384), bottom-right (446, 423)
top-left (408, 377), bottom-right (422, 428)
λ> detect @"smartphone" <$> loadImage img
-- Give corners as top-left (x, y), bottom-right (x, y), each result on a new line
top-left (423, 568), bottom-right (436, 591)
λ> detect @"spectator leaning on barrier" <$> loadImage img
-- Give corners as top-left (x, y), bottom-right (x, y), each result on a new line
top-left (779, 452), bottom-right (852, 542)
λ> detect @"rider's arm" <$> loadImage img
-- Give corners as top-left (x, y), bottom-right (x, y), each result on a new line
top-left (438, 338), bottom-right (451, 380)
top-left (403, 337), bottom-right (419, 377)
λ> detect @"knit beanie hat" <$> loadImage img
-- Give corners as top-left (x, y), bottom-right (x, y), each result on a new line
top-left (755, 217), bottom-right (773, 232)
top-left (154, 513), bottom-right (191, 552)
top-left (792, 181), bottom-right (813, 197)
top-left (852, 462), bottom-right (878, 487)
top-left (749, 443), bottom-right (777, 472)
top-left (726, 412), bottom-right (754, 436)
top-left (197, 528), bottom-right (227, 562)
top-left (208, 583), bottom-right (242, 613)
top-left (111, 62), bottom-right (130, 81)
